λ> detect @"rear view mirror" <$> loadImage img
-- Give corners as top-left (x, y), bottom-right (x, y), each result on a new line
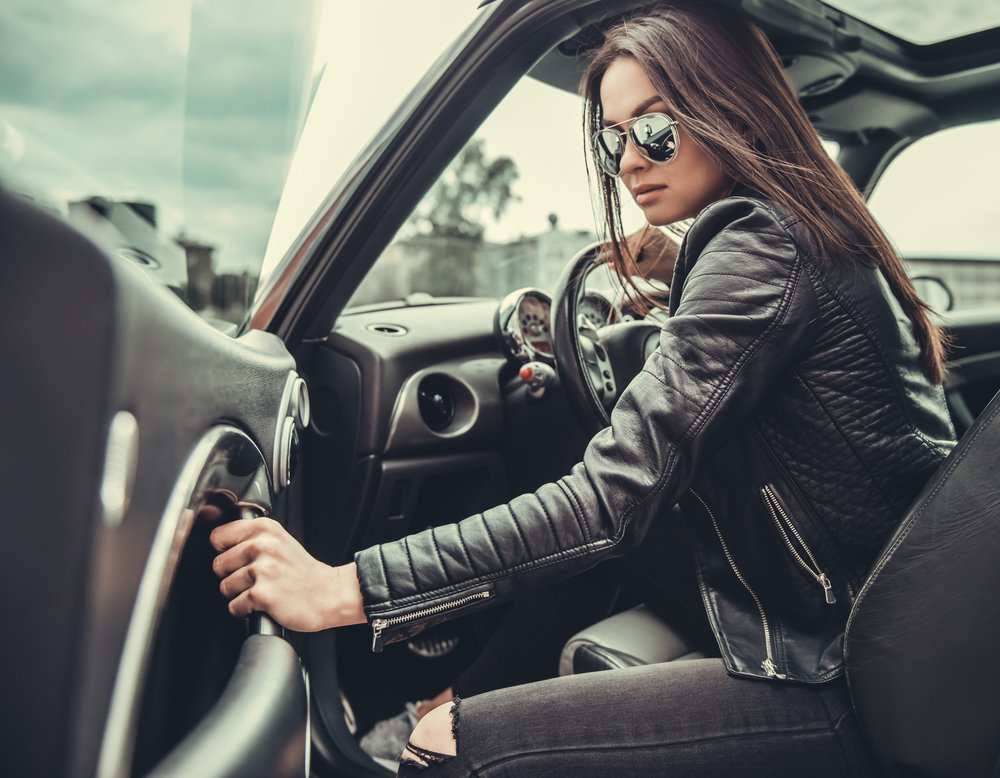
top-left (910, 275), bottom-right (954, 313)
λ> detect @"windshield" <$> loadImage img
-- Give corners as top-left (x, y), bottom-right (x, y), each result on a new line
top-left (0, 0), bottom-right (484, 328)
top-left (346, 63), bottom-right (841, 312)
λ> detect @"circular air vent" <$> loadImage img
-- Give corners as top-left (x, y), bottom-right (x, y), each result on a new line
top-left (116, 247), bottom-right (161, 270)
top-left (366, 323), bottom-right (408, 337)
top-left (417, 375), bottom-right (456, 431)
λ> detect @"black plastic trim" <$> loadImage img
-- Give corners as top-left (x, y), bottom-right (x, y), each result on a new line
top-left (147, 635), bottom-right (307, 778)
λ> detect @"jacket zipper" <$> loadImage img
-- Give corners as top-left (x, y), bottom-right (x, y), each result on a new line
top-left (760, 484), bottom-right (836, 605)
top-left (690, 489), bottom-right (786, 680)
top-left (370, 590), bottom-right (492, 653)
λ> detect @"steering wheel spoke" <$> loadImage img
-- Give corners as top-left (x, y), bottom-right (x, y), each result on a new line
top-left (575, 315), bottom-right (617, 407)
top-left (552, 244), bottom-right (659, 435)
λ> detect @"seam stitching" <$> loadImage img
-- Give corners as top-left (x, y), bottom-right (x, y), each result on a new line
top-left (536, 492), bottom-right (560, 549)
top-left (378, 545), bottom-right (393, 601)
top-left (402, 535), bottom-right (419, 592)
top-left (563, 479), bottom-right (592, 543)
top-left (504, 503), bottom-right (530, 554)
top-left (477, 511), bottom-right (504, 568)
top-left (455, 522), bottom-right (477, 577)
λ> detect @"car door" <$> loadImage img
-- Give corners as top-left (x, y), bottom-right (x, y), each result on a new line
top-left (1, 187), bottom-right (310, 777)
top-left (0, 1), bottom-right (520, 774)
top-left (0, 1), bottom-right (318, 775)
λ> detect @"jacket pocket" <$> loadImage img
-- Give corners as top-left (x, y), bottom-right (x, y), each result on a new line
top-left (760, 483), bottom-right (836, 605)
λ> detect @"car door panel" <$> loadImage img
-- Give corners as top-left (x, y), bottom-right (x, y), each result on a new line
top-left (939, 309), bottom-right (1000, 435)
top-left (2, 190), bottom-right (308, 777)
top-left (144, 633), bottom-right (307, 778)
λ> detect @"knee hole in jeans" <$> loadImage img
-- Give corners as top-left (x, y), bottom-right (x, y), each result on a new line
top-left (399, 697), bottom-right (461, 770)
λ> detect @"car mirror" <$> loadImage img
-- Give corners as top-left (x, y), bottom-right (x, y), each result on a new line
top-left (910, 275), bottom-right (954, 313)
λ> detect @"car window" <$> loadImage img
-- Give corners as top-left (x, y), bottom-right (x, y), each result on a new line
top-left (868, 120), bottom-right (1000, 311)
top-left (0, 0), bottom-right (326, 329)
top-left (348, 73), bottom-right (842, 310)
top-left (346, 75), bottom-right (656, 309)
top-left (262, 1), bottom-right (490, 293)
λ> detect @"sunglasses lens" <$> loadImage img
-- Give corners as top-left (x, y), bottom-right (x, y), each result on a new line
top-left (594, 129), bottom-right (624, 176)
top-left (632, 114), bottom-right (677, 162)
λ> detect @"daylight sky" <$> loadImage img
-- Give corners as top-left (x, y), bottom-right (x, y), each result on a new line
top-left (2, 0), bottom-right (999, 276)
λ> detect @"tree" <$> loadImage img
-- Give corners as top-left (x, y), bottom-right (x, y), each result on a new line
top-left (407, 139), bottom-right (519, 297)
top-left (410, 138), bottom-right (519, 240)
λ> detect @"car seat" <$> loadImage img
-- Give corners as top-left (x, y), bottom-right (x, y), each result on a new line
top-left (561, 389), bottom-right (1000, 776)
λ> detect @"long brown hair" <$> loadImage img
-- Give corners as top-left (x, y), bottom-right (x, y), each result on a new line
top-left (582, 2), bottom-right (950, 384)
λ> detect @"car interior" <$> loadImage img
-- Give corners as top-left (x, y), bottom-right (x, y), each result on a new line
top-left (6, 0), bottom-right (1000, 776)
top-left (282, 2), bottom-right (1000, 775)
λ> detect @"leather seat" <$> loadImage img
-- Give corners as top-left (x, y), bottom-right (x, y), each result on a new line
top-left (563, 391), bottom-right (1000, 775)
top-left (845, 388), bottom-right (1000, 776)
top-left (559, 605), bottom-right (707, 676)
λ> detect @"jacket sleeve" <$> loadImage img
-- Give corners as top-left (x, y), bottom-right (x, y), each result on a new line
top-left (355, 197), bottom-right (820, 650)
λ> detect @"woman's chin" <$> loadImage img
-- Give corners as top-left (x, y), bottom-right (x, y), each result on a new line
top-left (641, 195), bottom-right (726, 226)
top-left (642, 205), bottom-right (684, 227)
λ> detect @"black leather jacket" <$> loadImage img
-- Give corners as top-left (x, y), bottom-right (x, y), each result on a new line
top-left (355, 189), bottom-right (956, 683)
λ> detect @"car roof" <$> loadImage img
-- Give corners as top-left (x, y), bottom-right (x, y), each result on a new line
top-left (526, 0), bottom-right (1000, 144)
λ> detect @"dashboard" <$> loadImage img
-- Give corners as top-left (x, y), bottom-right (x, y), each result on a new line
top-left (306, 291), bottom-right (667, 568)
top-left (307, 299), bottom-right (593, 553)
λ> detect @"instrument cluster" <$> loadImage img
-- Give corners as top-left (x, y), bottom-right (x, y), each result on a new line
top-left (496, 287), bottom-right (620, 364)
top-left (496, 288), bottom-right (554, 364)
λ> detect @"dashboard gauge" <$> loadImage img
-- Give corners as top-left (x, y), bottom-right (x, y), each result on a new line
top-left (495, 288), bottom-right (555, 364)
top-left (518, 294), bottom-right (552, 355)
top-left (579, 291), bottom-right (621, 329)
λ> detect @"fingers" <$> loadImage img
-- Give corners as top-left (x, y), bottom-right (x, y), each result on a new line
top-left (209, 518), bottom-right (259, 552)
top-left (227, 587), bottom-right (258, 619)
top-left (219, 565), bottom-right (255, 600)
top-left (212, 540), bottom-right (258, 578)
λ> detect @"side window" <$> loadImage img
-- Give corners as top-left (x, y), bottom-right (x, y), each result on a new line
top-left (0, 1), bottom-right (321, 330)
top-left (348, 76), bottom-right (652, 309)
top-left (868, 121), bottom-right (1000, 311)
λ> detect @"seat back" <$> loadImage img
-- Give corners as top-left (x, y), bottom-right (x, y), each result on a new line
top-left (845, 391), bottom-right (1000, 777)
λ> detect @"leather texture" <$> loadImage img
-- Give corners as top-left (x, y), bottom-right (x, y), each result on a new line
top-left (572, 645), bottom-right (647, 674)
top-left (559, 605), bottom-right (706, 677)
top-left (356, 187), bottom-right (956, 683)
top-left (845, 388), bottom-right (1000, 777)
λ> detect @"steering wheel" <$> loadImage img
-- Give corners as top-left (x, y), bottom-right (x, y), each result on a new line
top-left (551, 244), bottom-right (662, 437)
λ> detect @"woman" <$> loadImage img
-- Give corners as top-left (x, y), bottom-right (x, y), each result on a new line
top-left (210, 3), bottom-right (956, 774)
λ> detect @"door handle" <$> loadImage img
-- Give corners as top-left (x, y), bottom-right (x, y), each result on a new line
top-left (238, 505), bottom-right (283, 638)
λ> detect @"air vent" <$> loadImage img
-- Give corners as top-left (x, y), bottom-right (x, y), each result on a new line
top-left (116, 247), bottom-right (161, 270)
top-left (366, 323), bottom-right (408, 336)
top-left (418, 375), bottom-right (456, 431)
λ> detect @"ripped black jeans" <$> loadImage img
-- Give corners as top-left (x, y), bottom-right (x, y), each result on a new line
top-left (396, 659), bottom-right (880, 777)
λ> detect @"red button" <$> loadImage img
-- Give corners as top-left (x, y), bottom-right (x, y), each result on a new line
top-left (519, 365), bottom-right (534, 381)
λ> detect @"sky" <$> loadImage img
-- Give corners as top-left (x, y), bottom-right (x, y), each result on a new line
top-left (1, 0), bottom-right (999, 277)
top-left (0, 0), bottom-right (319, 273)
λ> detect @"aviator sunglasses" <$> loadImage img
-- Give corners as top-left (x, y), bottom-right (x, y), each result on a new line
top-left (593, 112), bottom-right (680, 178)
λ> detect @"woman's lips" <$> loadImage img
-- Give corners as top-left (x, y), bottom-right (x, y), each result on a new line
top-left (634, 185), bottom-right (667, 205)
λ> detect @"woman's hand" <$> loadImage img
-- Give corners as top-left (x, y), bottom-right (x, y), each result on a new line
top-left (210, 517), bottom-right (366, 632)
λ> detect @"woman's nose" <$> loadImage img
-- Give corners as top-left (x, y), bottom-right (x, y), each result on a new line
top-left (617, 134), bottom-right (648, 176)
